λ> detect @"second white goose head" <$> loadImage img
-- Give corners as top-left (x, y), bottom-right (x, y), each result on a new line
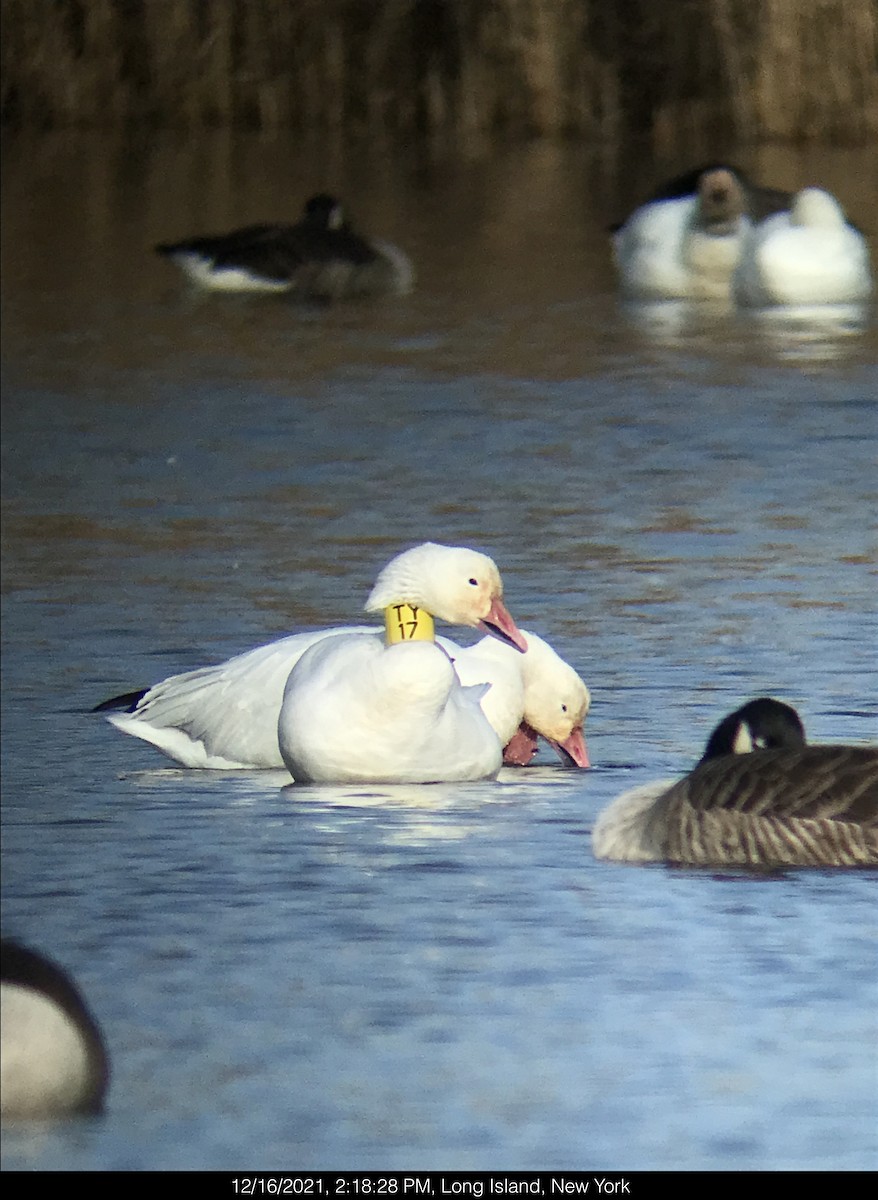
top-left (447, 630), bottom-right (591, 768)
top-left (790, 187), bottom-right (848, 230)
top-left (518, 631), bottom-right (591, 767)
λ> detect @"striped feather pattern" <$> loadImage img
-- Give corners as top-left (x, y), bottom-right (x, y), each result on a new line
top-left (594, 701), bottom-right (878, 868)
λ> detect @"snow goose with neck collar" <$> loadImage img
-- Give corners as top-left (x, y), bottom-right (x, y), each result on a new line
top-left (155, 193), bottom-right (413, 300)
top-left (593, 698), bottom-right (878, 868)
top-left (95, 543), bottom-right (526, 772)
top-left (96, 625), bottom-right (588, 774)
top-left (277, 543), bottom-right (529, 783)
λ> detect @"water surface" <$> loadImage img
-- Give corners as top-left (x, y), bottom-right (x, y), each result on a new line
top-left (1, 131), bottom-right (876, 1172)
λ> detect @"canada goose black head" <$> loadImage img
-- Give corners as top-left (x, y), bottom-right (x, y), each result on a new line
top-left (699, 697), bottom-right (807, 763)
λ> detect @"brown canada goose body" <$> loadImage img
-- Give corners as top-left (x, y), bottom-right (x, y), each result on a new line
top-left (593, 699), bottom-right (878, 868)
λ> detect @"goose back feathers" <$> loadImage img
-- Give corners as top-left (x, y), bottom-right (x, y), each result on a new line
top-left (277, 636), bottom-right (502, 784)
top-left (632, 745), bottom-right (878, 867)
top-left (593, 699), bottom-right (878, 868)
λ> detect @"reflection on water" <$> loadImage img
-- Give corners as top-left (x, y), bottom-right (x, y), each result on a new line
top-left (741, 303), bottom-right (875, 362)
top-left (1, 131), bottom-right (877, 1172)
top-left (618, 297), bottom-right (735, 349)
top-left (618, 296), bottom-right (875, 363)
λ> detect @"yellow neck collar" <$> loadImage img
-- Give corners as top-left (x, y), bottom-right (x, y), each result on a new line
top-left (384, 603), bottom-right (435, 645)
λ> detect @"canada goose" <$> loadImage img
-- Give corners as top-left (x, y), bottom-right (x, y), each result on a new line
top-left (155, 193), bottom-right (413, 299)
top-left (1, 939), bottom-right (109, 1120)
top-left (592, 698), bottom-right (878, 867)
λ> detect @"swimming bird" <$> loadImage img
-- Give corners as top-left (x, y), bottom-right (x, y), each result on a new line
top-left (155, 193), bottom-right (413, 299)
top-left (276, 542), bottom-right (541, 783)
top-left (733, 186), bottom-right (873, 306)
top-left (611, 164), bottom-right (790, 301)
top-left (1, 939), bottom-right (110, 1121)
top-left (592, 698), bottom-right (878, 867)
top-left (96, 623), bottom-right (589, 773)
top-left (95, 542), bottom-right (527, 770)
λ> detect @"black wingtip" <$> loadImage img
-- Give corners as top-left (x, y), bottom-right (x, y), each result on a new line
top-left (92, 688), bottom-right (147, 714)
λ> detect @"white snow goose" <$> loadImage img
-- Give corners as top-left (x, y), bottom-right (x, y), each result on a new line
top-left (611, 163), bottom-right (790, 301)
top-left (276, 542), bottom-right (534, 783)
top-left (96, 623), bottom-right (589, 774)
top-left (445, 631), bottom-right (590, 768)
top-left (733, 186), bottom-right (873, 306)
top-left (95, 542), bottom-right (526, 771)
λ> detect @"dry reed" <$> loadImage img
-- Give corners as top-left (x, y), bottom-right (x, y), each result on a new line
top-left (1, 0), bottom-right (875, 142)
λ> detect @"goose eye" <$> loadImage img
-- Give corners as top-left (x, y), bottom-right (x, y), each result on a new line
top-left (468, 577), bottom-right (478, 586)
top-left (561, 704), bottom-right (568, 713)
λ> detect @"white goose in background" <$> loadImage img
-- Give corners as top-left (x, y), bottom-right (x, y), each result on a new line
top-left (1, 939), bottom-right (110, 1120)
top-left (733, 186), bottom-right (874, 307)
top-left (592, 698), bottom-right (878, 868)
top-left (612, 164), bottom-right (790, 301)
top-left (96, 543), bottom-right (525, 770)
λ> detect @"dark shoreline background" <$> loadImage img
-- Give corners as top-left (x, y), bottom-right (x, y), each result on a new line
top-left (2, 0), bottom-right (876, 146)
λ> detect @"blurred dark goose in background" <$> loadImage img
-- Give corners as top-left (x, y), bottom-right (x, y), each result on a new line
top-left (155, 193), bottom-right (414, 300)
